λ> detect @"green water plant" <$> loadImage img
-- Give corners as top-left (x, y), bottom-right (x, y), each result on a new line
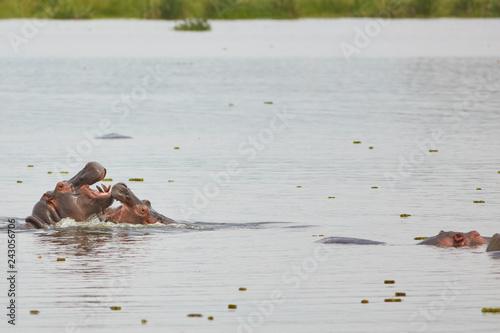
top-left (174, 18), bottom-right (211, 31)
top-left (482, 308), bottom-right (500, 313)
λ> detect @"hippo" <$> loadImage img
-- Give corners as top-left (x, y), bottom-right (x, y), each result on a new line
top-left (317, 230), bottom-right (487, 247)
top-left (95, 133), bottom-right (132, 139)
top-left (25, 162), bottom-right (114, 229)
top-left (317, 237), bottom-right (386, 245)
top-left (417, 230), bottom-right (486, 247)
top-left (101, 183), bottom-right (176, 225)
top-left (486, 233), bottom-right (500, 252)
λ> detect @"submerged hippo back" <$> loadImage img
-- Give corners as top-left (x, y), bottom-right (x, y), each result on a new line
top-left (316, 237), bottom-right (386, 245)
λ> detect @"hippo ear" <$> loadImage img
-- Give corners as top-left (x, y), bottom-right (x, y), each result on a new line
top-left (43, 193), bottom-right (55, 203)
top-left (453, 233), bottom-right (465, 245)
top-left (439, 230), bottom-right (445, 234)
top-left (142, 200), bottom-right (151, 207)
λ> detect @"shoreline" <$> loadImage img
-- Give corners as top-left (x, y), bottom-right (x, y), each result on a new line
top-left (1, 0), bottom-right (499, 20)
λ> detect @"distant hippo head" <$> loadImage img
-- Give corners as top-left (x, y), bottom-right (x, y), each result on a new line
top-left (25, 162), bottom-right (114, 229)
top-left (418, 230), bottom-right (486, 247)
top-left (103, 183), bottom-right (176, 225)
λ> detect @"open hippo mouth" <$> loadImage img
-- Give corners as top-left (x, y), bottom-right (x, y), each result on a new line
top-left (67, 162), bottom-right (111, 199)
top-left (78, 183), bottom-right (112, 199)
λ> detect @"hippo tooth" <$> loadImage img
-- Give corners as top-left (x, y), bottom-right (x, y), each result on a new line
top-left (96, 185), bottom-right (104, 193)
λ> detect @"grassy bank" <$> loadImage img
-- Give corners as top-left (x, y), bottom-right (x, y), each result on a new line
top-left (0, 0), bottom-right (499, 19)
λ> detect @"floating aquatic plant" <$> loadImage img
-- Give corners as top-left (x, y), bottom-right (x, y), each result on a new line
top-left (414, 237), bottom-right (428, 240)
top-left (129, 178), bottom-right (144, 182)
top-left (400, 214), bottom-right (411, 218)
top-left (482, 308), bottom-right (500, 313)
top-left (361, 300), bottom-right (369, 304)
top-left (384, 280), bottom-right (395, 284)
top-left (187, 314), bottom-right (202, 317)
top-left (228, 304), bottom-right (237, 309)
top-left (385, 298), bottom-right (402, 302)
top-left (239, 287), bottom-right (247, 291)
top-left (110, 306), bottom-right (121, 311)
top-left (395, 292), bottom-right (406, 297)
top-left (174, 18), bottom-right (211, 31)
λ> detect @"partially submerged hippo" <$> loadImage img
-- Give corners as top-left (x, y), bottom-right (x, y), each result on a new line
top-left (317, 230), bottom-right (487, 247)
top-left (25, 162), bottom-right (114, 229)
top-left (486, 233), bottom-right (500, 252)
top-left (318, 237), bottom-right (386, 245)
top-left (417, 230), bottom-right (486, 247)
top-left (101, 183), bottom-right (176, 225)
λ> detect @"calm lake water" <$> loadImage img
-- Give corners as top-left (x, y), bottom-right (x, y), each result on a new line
top-left (1, 19), bottom-right (500, 333)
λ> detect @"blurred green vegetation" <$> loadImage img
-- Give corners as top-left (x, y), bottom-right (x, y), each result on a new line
top-left (0, 0), bottom-right (499, 19)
